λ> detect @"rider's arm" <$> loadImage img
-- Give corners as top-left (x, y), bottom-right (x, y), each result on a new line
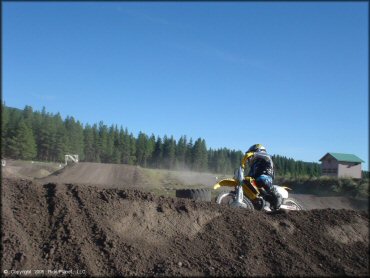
top-left (241, 152), bottom-right (254, 169)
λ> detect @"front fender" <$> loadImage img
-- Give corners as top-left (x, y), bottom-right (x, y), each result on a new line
top-left (213, 179), bottom-right (238, 189)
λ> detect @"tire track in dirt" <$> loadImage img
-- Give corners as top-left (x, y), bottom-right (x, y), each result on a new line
top-left (2, 177), bottom-right (369, 276)
top-left (2, 179), bottom-right (49, 270)
top-left (66, 184), bottom-right (121, 275)
top-left (40, 183), bottom-right (88, 271)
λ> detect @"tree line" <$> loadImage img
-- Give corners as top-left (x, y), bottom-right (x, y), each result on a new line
top-left (2, 103), bottom-right (322, 177)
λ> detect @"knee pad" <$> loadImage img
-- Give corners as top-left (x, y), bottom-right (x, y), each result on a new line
top-left (255, 175), bottom-right (273, 191)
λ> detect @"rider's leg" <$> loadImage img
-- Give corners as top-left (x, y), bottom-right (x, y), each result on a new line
top-left (255, 175), bottom-right (282, 210)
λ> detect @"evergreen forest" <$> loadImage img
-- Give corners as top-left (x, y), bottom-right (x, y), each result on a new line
top-left (2, 104), bottom-right (323, 177)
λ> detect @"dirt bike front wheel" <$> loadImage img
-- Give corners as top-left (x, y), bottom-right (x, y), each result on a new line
top-left (216, 192), bottom-right (254, 210)
top-left (281, 198), bottom-right (304, 210)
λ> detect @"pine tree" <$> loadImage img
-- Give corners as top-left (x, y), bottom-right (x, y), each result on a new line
top-left (102, 125), bottom-right (114, 163)
top-left (38, 115), bottom-right (57, 161)
top-left (136, 132), bottom-right (148, 166)
top-left (92, 124), bottom-right (101, 162)
top-left (128, 133), bottom-right (136, 165)
top-left (147, 134), bottom-right (156, 167)
top-left (6, 136), bottom-right (20, 159)
top-left (22, 105), bottom-right (33, 128)
top-left (52, 114), bottom-right (68, 162)
top-left (207, 148), bottom-right (214, 171)
top-left (120, 128), bottom-right (131, 164)
top-left (4, 107), bottom-right (23, 158)
top-left (192, 138), bottom-right (208, 172)
top-left (1, 104), bottom-right (324, 177)
top-left (230, 150), bottom-right (243, 170)
top-left (83, 124), bottom-right (95, 161)
top-left (176, 135), bottom-right (187, 169)
top-left (163, 136), bottom-right (176, 169)
top-left (18, 119), bottom-right (37, 160)
top-left (7, 119), bottom-right (37, 160)
top-left (200, 139), bottom-right (208, 171)
top-left (118, 127), bottom-right (127, 164)
top-left (64, 117), bottom-right (85, 161)
top-left (152, 136), bottom-right (163, 168)
top-left (97, 121), bottom-right (109, 162)
top-left (112, 125), bottom-right (121, 164)
top-left (1, 102), bottom-right (9, 156)
top-left (185, 138), bottom-right (193, 168)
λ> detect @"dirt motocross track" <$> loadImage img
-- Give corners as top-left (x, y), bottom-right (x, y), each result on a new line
top-left (1, 162), bottom-right (369, 276)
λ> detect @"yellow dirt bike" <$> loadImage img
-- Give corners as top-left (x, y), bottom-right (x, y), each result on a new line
top-left (213, 167), bottom-right (303, 211)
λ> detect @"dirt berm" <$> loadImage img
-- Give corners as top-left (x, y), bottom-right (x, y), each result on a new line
top-left (2, 177), bottom-right (369, 277)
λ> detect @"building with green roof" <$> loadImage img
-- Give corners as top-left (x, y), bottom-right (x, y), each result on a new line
top-left (319, 152), bottom-right (364, 178)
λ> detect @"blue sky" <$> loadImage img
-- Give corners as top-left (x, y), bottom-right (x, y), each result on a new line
top-left (3, 2), bottom-right (369, 170)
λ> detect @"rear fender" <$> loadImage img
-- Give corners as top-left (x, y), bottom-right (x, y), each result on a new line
top-left (273, 185), bottom-right (289, 199)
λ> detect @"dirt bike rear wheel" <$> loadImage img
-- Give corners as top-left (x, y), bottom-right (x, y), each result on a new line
top-left (216, 192), bottom-right (254, 210)
top-left (282, 198), bottom-right (304, 210)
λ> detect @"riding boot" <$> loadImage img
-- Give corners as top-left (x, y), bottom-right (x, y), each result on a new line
top-left (270, 186), bottom-right (283, 210)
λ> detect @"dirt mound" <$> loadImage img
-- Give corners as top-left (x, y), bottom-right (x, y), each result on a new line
top-left (4, 160), bottom-right (367, 211)
top-left (39, 163), bottom-right (216, 190)
top-left (40, 162), bottom-right (147, 189)
top-left (2, 160), bottom-right (62, 179)
top-left (2, 177), bottom-right (369, 276)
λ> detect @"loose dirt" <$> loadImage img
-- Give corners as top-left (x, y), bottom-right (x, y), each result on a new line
top-left (2, 161), bottom-right (369, 276)
top-left (39, 162), bottom-right (148, 189)
top-left (33, 162), bottom-right (367, 211)
top-left (2, 160), bottom-right (62, 179)
top-left (2, 177), bottom-right (369, 277)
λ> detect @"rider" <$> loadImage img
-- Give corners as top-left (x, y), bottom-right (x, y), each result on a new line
top-left (241, 144), bottom-right (282, 210)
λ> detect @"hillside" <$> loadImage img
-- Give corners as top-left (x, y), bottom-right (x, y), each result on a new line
top-left (2, 160), bottom-right (368, 211)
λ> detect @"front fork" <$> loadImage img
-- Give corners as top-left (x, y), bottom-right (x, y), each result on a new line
top-left (230, 185), bottom-right (248, 208)
top-left (236, 185), bottom-right (244, 203)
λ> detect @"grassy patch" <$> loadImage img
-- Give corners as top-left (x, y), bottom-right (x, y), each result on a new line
top-left (275, 176), bottom-right (369, 199)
